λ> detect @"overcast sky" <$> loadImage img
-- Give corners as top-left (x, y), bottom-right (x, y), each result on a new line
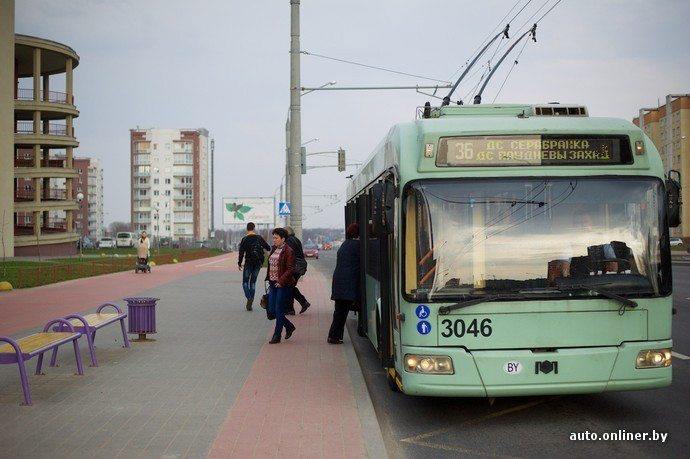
top-left (15, 0), bottom-right (690, 229)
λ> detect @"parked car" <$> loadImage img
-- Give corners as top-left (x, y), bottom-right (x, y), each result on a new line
top-left (670, 237), bottom-right (683, 247)
top-left (322, 242), bottom-right (333, 251)
top-left (80, 236), bottom-right (95, 249)
top-left (116, 232), bottom-right (135, 248)
top-left (304, 243), bottom-right (319, 259)
top-left (99, 237), bottom-right (115, 248)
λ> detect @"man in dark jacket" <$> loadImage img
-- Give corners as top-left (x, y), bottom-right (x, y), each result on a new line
top-left (328, 223), bottom-right (361, 344)
top-left (238, 222), bottom-right (271, 311)
top-left (284, 226), bottom-right (310, 315)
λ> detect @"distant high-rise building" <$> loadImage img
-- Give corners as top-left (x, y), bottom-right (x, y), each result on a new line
top-left (87, 158), bottom-right (104, 240)
top-left (633, 94), bottom-right (690, 238)
top-left (129, 128), bottom-right (210, 242)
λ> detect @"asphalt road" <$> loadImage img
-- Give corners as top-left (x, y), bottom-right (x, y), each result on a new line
top-left (313, 251), bottom-right (690, 458)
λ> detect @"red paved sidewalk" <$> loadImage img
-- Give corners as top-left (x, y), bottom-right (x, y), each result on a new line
top-left (0, 253), bottom-right (234, 335)
top-left (208, 267), bottom-right (369, 458)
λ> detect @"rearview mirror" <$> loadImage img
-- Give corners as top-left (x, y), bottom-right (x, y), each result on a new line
top-left (666, 170), bottom-right (681, 228)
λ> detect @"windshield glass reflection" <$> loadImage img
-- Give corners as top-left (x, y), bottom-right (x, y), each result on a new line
top-left (404, 178), bottom-right (667, 301)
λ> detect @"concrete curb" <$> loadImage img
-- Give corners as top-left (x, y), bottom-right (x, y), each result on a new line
top-left (345, 321), bottom-right (388, 458)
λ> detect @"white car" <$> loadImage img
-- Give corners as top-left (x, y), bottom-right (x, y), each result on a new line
top-left (670, 237), bottom-right (683, 247)
top-left (116, 232), bottom-right (135, 248)
top-left (99, 237), bottom-right (115, 248)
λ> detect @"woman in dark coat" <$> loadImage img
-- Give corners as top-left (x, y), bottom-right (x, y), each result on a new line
top-left (327, 223), bottom-right (360, 344)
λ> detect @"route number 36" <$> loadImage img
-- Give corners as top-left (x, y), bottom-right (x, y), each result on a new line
top-left (440, 318), bottom-right (492, 338)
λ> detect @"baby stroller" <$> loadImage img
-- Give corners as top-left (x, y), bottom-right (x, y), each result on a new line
top-left (135, 257), bottom-right (151, 273)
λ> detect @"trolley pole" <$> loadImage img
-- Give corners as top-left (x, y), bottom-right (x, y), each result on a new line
top-left (289, 0), bottom-right (303, 238)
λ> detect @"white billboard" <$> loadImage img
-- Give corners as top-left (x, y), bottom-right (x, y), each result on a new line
top-left (222, 197), bottom-right (275, 225)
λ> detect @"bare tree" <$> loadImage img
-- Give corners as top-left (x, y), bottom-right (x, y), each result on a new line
top-left (107, 221), bottom-right (132, 236)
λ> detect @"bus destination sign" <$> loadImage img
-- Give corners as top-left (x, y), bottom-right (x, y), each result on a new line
top-left (436, 135), bottom-right (630, 167)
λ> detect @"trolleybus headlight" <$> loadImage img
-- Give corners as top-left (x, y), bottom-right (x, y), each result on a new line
top-left (635, 140), bottom-right (645, 155)
top-left (635, 348), bottom-right (672, 368)
top-left (404, 354), bottom-right (454, 375)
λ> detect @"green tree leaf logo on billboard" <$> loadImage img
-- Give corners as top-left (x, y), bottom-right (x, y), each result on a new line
top-left (225, 202), bottom-right (252, 221)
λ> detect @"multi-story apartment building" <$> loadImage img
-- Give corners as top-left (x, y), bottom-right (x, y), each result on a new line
top-left (87, 158), bottom-right (104, 240)
top-left (0, 2), bottom-right (14, 257)
top-left (633, 94), bottom-right (690, 238)
top-left (130, 128), bottom-right (210, 243)
top-left (11, 33), bottom-right (80, 256)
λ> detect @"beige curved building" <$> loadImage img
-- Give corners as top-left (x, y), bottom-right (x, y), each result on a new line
top-left (13, 34), bottom-right (80, 255)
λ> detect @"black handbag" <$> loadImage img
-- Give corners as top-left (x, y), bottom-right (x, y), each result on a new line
top-left (260, 281), bottom-right (275, 320)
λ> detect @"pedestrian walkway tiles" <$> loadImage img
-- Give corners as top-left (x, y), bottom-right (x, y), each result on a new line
top-left (0, 254), bottom-right (380, 458)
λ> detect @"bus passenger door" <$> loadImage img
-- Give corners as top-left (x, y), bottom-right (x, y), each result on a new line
top-left (371, 180), bottom-right (396, 368)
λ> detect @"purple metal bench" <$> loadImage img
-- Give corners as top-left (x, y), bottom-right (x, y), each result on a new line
top-left (51, 302), bottom-right (130, 367)
top-left (0, 318), bottom-right (84, 405)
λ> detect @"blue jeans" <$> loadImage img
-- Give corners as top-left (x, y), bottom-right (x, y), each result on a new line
top-left (242, 264), bottom-right (261, 300)
top-left (268, 283), bottom-right (294, 339)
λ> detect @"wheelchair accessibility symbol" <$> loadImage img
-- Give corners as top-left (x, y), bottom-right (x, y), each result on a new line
top-left (417, 321), bottom-right (432, 335)
top-left (415, 305), bottom-right (430, 319)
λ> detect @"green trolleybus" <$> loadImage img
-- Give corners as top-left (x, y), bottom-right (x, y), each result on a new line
top-left (344, 103), bottom-right (681, 397)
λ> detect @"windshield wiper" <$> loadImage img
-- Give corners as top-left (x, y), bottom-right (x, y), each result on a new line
top-left (438, 294), bottom-right (529, 315)
top-left (553, 284), bottom-right (638, 315)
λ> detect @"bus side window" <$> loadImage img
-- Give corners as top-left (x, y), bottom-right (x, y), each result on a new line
top-left (404, 188), bottom-right (434, 295)
top-left (366, 192), bottom-right (381, 281)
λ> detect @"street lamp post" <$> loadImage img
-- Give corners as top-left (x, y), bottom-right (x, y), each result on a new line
top-left (76, 192), bottom-right (84, 258)
top-left (154, 202), bottom-right (160, 255)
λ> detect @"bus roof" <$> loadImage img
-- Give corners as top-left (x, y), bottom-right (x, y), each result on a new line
top-left (346, 104), bottom-right (658, 200)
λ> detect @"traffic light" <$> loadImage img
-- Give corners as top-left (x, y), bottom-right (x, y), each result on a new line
top-left (337, 148), bottom-right (346, 172)
top-left (300, 146), bottom-right (307, 174)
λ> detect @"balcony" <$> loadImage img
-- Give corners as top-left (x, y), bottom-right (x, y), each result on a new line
top-left (14, 188), bottom-right (35, 202)
top-left (14, 155), bottom-right (34, 167)
top-left (43, 188), bottom-right (67, 201)
top-left (42, 218), bottom-right (68, 233)
top-left (14, 225), bottom-right (35, 236)
top-left (16, 88), bottom-right (71, 104)
top-left (15, 121), bottom-right (72, 137)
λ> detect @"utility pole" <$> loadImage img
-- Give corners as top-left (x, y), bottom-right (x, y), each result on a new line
top-left (289, 0), bottom-right (302, 238)
top-left (285, 115), bottom-right (290, 225)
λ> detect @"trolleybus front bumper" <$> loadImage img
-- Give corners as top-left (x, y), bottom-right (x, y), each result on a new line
top-left (399, 339), bottom-right (672, 397)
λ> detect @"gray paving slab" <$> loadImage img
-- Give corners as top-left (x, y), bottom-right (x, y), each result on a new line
top-left (0, 268), bottom-right (268, 458)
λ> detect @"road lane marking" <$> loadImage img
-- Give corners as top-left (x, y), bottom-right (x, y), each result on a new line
top-left (400, 397), bottom-right (554, 443)
top-left (672, 352), bottom-right (690, 360)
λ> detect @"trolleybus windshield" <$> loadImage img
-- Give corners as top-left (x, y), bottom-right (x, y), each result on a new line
top-left (403, 177), bottom-right (669, 301)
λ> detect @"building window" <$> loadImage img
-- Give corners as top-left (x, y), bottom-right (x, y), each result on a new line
top-left (166, 225), bottom-right (170, 231)
top-left (165, 178), bottom-right (171, 184)
top-left (153, 144), bottom-right (157, 150)
top-left (165, 190), bottom-right (171, 196)
top-left (140, 189), bottom-right (147, 196)
top-left (154, 190), bottom-right (159, 196)
top-left (153, 178), bottom-right (159, 184)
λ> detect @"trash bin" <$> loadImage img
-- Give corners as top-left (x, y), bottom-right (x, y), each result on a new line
top-left (124, 297), bottom-right (159, 341)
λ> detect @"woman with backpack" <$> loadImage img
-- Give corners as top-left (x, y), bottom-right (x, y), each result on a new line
top-left (238, 222), bottom-right (271, 311)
